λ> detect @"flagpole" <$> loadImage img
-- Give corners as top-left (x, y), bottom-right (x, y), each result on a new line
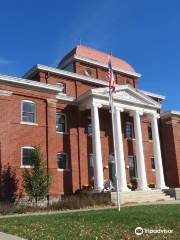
top-left (109, 90), bottom-right (121, 212)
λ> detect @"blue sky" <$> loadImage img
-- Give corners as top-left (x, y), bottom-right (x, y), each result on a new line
top-left (0, 0), bottom-right (179, 111)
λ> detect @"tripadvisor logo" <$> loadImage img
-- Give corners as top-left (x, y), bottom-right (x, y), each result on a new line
top-left (135, 227), bottom-right (144, 236)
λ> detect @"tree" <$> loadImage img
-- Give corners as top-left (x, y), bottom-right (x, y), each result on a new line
top-left (1, 164), bottom-right (18, 202)
top-left (23, 146), bottom-right (51, 205)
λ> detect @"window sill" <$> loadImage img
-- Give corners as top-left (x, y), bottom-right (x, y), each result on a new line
top-left (20, 121), bottom-right (38, 126)
top-left (20, 165), bottom-right (32, 169)
top-left (57, 169), bottom-right (71, 172)
top-left (126, 138), bottom-right (136, 141)
top-left (56, 132), bottom-right (69, 134)
top-left (152, 169), bottom-right (155, 171)
top-left (148, 140), bottom-right (153, 142)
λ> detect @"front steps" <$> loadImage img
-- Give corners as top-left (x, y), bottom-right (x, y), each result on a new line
top-left (111, 189), bottom-right (175, 205)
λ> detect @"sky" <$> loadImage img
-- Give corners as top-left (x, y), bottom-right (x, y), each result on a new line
top-left (0, 0), bottom-right (179, 111)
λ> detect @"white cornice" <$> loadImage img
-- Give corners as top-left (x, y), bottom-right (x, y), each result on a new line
top-left (56, 93), bottom-right (76, 104)
top-left (24, 64), bottom-right (110, 87)
top-left (140, 90), bottom-right (165, 100)
top-left (0, 90), bottom-right (13, 96)
top-left (73, 54), bottom-right (141, 78)
top-left (161, 110), bottom-right (180, 119)
top-left (0, 74), bottom-right (63, 93)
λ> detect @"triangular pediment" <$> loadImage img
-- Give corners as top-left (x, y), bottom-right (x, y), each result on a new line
top-left (91, 85), bottom-right (161, 108)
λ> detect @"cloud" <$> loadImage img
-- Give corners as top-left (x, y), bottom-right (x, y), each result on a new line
top-left (0, 58), bottom-right (11, 65)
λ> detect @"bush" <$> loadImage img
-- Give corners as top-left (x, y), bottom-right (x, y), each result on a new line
top-left (148, 182), bottom-right (155, 188)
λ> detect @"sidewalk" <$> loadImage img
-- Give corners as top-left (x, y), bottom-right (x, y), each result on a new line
top-left (0, 232), bottom-right (26, 240)
top-left (0, 200), bottom-right (179, 219)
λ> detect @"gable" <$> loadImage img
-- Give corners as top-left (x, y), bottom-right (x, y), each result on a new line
top-left (91, 86), bottom-right (161, 109)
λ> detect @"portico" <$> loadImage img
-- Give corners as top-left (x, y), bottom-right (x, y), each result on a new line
top-left (78, 85), bottom-right (168, 192)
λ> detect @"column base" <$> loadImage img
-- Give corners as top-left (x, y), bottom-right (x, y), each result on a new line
top-left (155, 185), bottom-right (169, 190)
top-left (137, 186), bottom-right (151, 191)
top-left (119, 187), bottom-right (131, 192)
top-left (94, 187), bottom-right (104, 193)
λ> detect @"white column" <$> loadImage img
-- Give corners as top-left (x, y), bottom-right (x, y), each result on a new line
top-left (131, 110), bottom-right (150, 190)
top-left (114, 106), bottom-right (130, 192)
top-left (91, 102), bottom-right (104, 192)
top-left (150, 113), bottom-right (168, 189)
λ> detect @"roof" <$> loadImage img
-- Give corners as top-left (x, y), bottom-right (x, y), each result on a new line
top-left (161, 110), bottom-right (180, 119)
top-left (58, 45), bottom-right (136, 73)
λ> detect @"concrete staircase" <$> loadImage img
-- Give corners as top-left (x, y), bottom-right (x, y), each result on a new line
top-left (111, 189), bottom-right (175, 205)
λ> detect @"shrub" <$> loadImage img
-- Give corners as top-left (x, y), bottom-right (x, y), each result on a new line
top-left (1, 164), bottom-right (18, 202)
top-left (148, 182), bottom-right (155, 188)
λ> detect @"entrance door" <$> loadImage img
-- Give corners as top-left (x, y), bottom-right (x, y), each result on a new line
top-left (108, 154), bottom-right (116, 188)
top-left (128, 155), bottom-right (137, 178)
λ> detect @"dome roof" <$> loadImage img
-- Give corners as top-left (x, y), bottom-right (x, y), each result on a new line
top-left (58, 45), bottom-right (136, 73)
top-left (75, 45), bottom-right (135, 73)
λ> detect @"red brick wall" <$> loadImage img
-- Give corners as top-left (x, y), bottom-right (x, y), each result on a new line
top-left (160, 116), bottom-right (180, 187)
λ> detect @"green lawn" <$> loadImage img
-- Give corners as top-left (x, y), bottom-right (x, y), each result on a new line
top-left (0, 204), bottom-right (179, 240)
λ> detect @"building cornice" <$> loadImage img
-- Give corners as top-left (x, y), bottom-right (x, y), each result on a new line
top-left (56, 93), bottom-right (76, 104)
top-left (0, 73), bottom-right (63, 93)
top-left (140, 90), bottom-right (165, 100)
top-left (24, 64), bottom-right (110, 87)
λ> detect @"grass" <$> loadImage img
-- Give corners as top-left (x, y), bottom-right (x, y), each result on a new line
top-left (0, 204), bottom-right (179, 239)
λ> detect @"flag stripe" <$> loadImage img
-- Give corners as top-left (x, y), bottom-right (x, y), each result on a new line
top-left (108, 60), bottom-right (115, 93)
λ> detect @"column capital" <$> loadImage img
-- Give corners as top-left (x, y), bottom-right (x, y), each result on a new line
top-left (114, 106), bottom-right (124, 112)
top-left (146, 112), bottom-right (160, 120)
top-left (90, 102), bottom-right (102, 109)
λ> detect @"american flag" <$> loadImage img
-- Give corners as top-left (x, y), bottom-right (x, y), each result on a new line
top-left (108, 59), bottom-right (116, 93)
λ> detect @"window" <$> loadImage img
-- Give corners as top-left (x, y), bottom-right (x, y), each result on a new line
top-left (22, 101), bottom-right (36, 123)
top-left (87, 117), bottom-right (92, 136)
top-left (63, 63), bottom-right (74, 72)
top-left (57, 153), bottom-right (68, 170)
top-left (56, 112), bottom-right (67, 133)
top-left (151, 157), bottom-right (155, 170)
top-left (56, 82), bottom-right (66, 94)
top-left (21, 146), bottom-right (34, 167)
top-left (128, 155), bottom-right (137, 178)
top-left (126, 122), bottom-right (134, 140)
top-left (148, 123), bottom-right (153, 140)
top-left (84, 68), bottom-right (92, 77)
top-left (125, 79), bottom-right (131, 85)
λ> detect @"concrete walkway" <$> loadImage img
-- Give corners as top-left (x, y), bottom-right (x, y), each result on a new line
top-left (0, 232), bottom-right (26, 240)
top-left (0, 200), bottom-right (179, 219)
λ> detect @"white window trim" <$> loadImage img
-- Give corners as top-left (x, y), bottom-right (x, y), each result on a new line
top-left (21, 100), bottom-right (37, 125)
top-left (56, 82), bottom-right (66, 94)
top-left (21, 146), bottom-right (34, 168)
top-left (56, 112), bottom-right (68, 134)
top-left (57, 152), bottom-right (69, 171)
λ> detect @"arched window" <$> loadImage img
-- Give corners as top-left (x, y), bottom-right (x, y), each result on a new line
top-left (56, 112), bottom-right (67, 133)
top-left (21, 100), bottom-right (36, 123)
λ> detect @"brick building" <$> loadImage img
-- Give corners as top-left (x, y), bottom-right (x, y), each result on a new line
top-left (0, 45), bottom-right (179, 197)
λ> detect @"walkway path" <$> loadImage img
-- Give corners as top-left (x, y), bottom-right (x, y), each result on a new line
top-left (0, 232), bottom-right (26, 240)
